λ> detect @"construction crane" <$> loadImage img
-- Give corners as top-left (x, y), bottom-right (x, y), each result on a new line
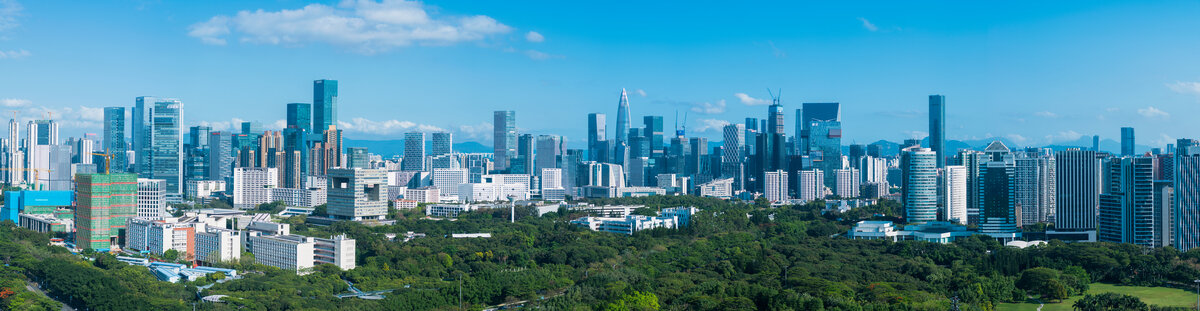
top-left (92, 150), bottom-right (116, 174)
top-left (0, 168), bottom-right (50, 190)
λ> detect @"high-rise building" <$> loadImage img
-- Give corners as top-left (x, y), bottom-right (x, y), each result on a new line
top-left (978, 141), bottom-right (1017, 234)
top-left (493, 111), bottom-right (516, 171)
top-left (136, 178), bottom-right (166, 218)
top-left (1174, 139), bottom-right (1200, 250)
top-left (1098, 156), bottom-right (1158, 246)
top-left (311, 125), bottom-right (343, 175)
top-left (763, 170), bottom-right (788, 202)
top-left (767, 103), bottom-right (784, 135)
top-left (431, 132), bottom-right (452, 156)
top-left (1093, 135), bottom-right (1101, 152)
top-left (1015, 148), bottom-right (1056, 225)
top-left (833, 168), bottom-right (859, 198)
top-left (800, 102), bottom-right (840, 154)
top-left (644, 116), bottom-right (664, 157)
top-left (929, 95), bottom-right (946, 168)
top-left (286, 103), bottom-right (313, 134)
top-left (313, 79), bottom-right (337, 133)
top-left (4, 118), bottom-right (23, 185)
top-left (514, 134), bottom-right (535, 175)
top-left (808, 120), bottom-right (842, 188)
top-left (587, 113), bottom-right (607, 162)
top-left (241, 121), bottom-right (263, 136)
top-left (944, 165), bottom-right (968, 224)
top-left (797, 169), bottom-right (825, 202)
top-left (902, 147), bottom-right (938, 223)
top-left (134, 97), bottom-right (184, 195)
top-left (282, 127), bottom-right (308, 189)
top-left (75, 173), bottom-right (137, 250)
top-left (535, 135), bottom-right (564, 175)
top-left (103, 107), bottom-right (128, 173)
top-left (327, 168), bottom-right (387, 220)
top-left (345, 147), bottom-right (369, 169)
top-left (721, 124), bottom-right (745, 190)
top-left (1121, 127), bottom-right (1135, 156)
top-left (1055, 149), bottom-right (1100, 231)
top-left (958, 150), bottom-right (985, 224)
top-left (402, 132), bottom-right (425, 171)
top-left (615, 89), bottom-right (631, 164)
top-left (431, 168), bottom-right (468, 197)
top-left (207, 132), bottom-right (234, 181)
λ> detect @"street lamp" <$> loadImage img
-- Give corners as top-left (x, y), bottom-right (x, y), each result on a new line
top-left (1193, 279), bottom-right (1199, 311)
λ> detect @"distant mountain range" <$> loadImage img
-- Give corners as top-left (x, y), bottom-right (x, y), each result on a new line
top-left (348, 135), bottom-right (1156, 158)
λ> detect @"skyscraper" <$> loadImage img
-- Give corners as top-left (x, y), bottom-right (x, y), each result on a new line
top-left (763, 170), bottom-right (788, 202)
top-left (1098, 156), bottom-right (1158, 246)
top-left (1175, 139), bottom-right (1200, 250)
top-left (1015, 148), bottom-right (1056, 226)
top-left (207, 131), bottom-right (234, 181)
top-left (286, 103), bottom-right (313, 134)
top-left (902, 147), bottom-right (938, 223)
top-left (1093, 135), bottom-right (1100, 152)
top-left (402, 132), bottom-right (425, 171)
top-left (800, 102), bottom-right (840, 152)
top-left (1055, 149), bottom-right (1100, 232)
top-left (431, 132), bottom-right (453, 156)
top-left (535, 135), bottom-right (564, 175)
top-left (944, 165), bottom-right (968, 224)
top-left (643, 116), bottom-right (664, 157)
top-left (587, 113), bottom-right (607, 162)
top-left (767, 103), bottom-right (784, 135)
top-left (133, 97), bottom-right (184, 195)
top-left (313, 79), bottom-right (337, 133)
top-left (493, 111), bottom-right (516, 172)
top-left (797, 169), bottom-right (824, 202)
top-left (103, 107), bottom-right (128, 173)
top-left (346, 147), bottom-right (369, 169)
top-left (615, 89), bottom-right (630, 157)
top-left (929, 95), bottom-right (946, 168)
top-left (722, 123), bottom-right (745, 190)
top-left (1121, 127), bottom-right (1135, 156)
top-left (808, 120), bottom-right (842, 188)
top-left (514, 134), bottom-right (535, 175)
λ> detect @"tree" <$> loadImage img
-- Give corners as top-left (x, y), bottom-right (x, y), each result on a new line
top-left (163, 249), bottom-right (180, 262)
top-left (1073, 293), bottom-right (1148, 311)
top-left (1041, 279), bottom-right (1068, 302)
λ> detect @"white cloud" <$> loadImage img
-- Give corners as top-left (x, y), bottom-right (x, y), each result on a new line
top-left (1045, 130), bottom-right (1082, 143)
top-left (337, 117), bottom-right (446, 136)
top-left (269, 119), bottom-right (287, 130)
top-left (857, 17), bottom-right (878, 32)
top-left (12, 105), bottom-right (106, 130)
top-left (635, 89), bottom-right (647, 97)
top-left (1033, 111), bottom-right (1057, 118)
top-left (734, 93), bottom-right (769, 106)
top-left (691, 100), bottom-right (726, 115)
top-left (1137, 106), bottom-right (1169, 118)
top-left (524, 31), bottom-right (543, 43)
top-left (0, 0), bottom-right (21, 34)
top-left (1155, 133), bottom-right (1174, 147)
top-left (1, 98), bottom-right (30, 107)
top-left (1167, 81), bottom-right (1200, 95)
top-left (694, 119), bottom-right (730, 133)
top-left (1005, 134), bottom-right (1028, 145)
top-left (903, 131), bottom-right (928, 139)
top-left (456, 122), bottom-right (492, 141)
top-left (0, 49), bottom-right (29, 59)
top-left (524, 49), bottom-right (561, 60)
top-left (188, 0), bottom-right (513, 53)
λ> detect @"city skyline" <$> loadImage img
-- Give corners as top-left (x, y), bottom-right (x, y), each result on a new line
top-left (3, 1), bottom-right (1200, 148)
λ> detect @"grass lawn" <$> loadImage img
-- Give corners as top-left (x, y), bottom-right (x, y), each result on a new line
top-left (996, 283), bottom-right (1197, 311)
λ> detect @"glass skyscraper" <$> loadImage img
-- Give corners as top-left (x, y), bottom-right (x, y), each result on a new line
top-left (809, 120), bottom-right (842, 188)
top-left (103, 107), bottom-right (127, 172)
top-left (313, 79), bottom-right (337, 133)
top-left (493, 111), bottom-right (516, 172)
top-left (402, 132), bottom-right (425, 171)
top-left (1121, 127), bottom-right (1135, 156)
top-left (902, 147), bottom-right (938, 223)
top-left (431, 132), bottom-right (452, 156)
top-left (587, 113), bottom-right (607, 162)
top-left (286, 103), bottom-right (312, 134)
top-left (643, 116), bottom-right (664, 157)
top-left (929, 95), bottom-right (946, 167)
top-left (150, 100), bottom-right (183, 194)
top-left (1055, 149), bottom-right (1100, 231)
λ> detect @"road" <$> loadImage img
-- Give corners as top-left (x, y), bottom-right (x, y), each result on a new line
top-left (25, 280), bottom-right (76, 311)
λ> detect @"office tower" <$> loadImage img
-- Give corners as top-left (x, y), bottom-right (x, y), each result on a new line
top-left (28, 119), bottom-right (59, 146)
top-left (327, 168), bottom-right (387, 220)
top-left (1093, 135), bottom-right (1100, 152)
top-left (346, 147), bottom-right (369, 169)
top-left (979, 157), bottom-right (1017, 234)
top-left (256, 131), bottom-right (284, 170)
top-left (1098, 157), bottom-right (1158, 246)
top-left (134, 97), bottom-right (184, 195)
top-left (583, 162), bottom-right (625, 188)
top-left (1015, 149), bottom-right (1056, 225)
top-left (1055, 149), bottom-right (1100, 231)
top-left (929, 95), bottom-right (946, 167)
top-left (944, 165), bottom-right (968, 224)
top-left (241, 121), bottom-right (263, 136)
top-left (643, 116), bottom-right (664, 157)
top-left (767, 103), bottom-right (784, 135)
top-left (207, 132), bottom-right (234, 181)
top-left (431, 132), bottom-right (452, 156)
top-left (512, 134), bottom-right (535, 175)
top-left (402, 132), bottom-right (425, 171)
top-left (1175, 139), bottom-right (1200, 250)
top-left (1154, 181), bottom-right (1173, 247)
top-left (73, 136), bottom-right (97, 165)
top-left (800, 102), bottom-right (840, 153)
top-left (833, 168), bottom-right (859, 198)
top-left (808, 120), bottom-right (842, 188)
top-left (102, 107), bottom-right (128, 173)
top-left (313, 79), bottom-right (337, 133)
top-left (535, 135), bottom-right (564, 175)
top-left (587, 113), bottom-right (607, 162)
top-left (688, 137), bottom-right (709, 179)
top-left (860, 156), bottom-right (889, 187)
top-left (958, 150), bottom-right (985, 224)
top-left (541, 168), bottom-right (563, 190)
top-left (763, 170), bottom-right (788, 202)
top-left (282, 126), bottom-right (308, 189)
top-left (615, 89), bottom-right (631, 153)
top-left (432, 168), bottom-right (468, 196)
top-left (286, 103), bottom-right (313, 134)
top-left (493, 111), bottom-right (516, 171)
top-left (744, 117), bottom-right (758, 156)
top-left (136, 178), bottom-right (166, 218)
top-left (867, 144), bottom-right (883, 158)
top-left (74, 173), bottom-right (137, 250)
top-left (44, 145), bottom-right (72, 190)
top-left (4, 118), bottom-right (21, 185)
top-left (902, 147), bottom-right (938, 223)
top-left (848, 144), bottom-right (866, 169)
top-left (1121, 127), bottom-right (1135, 156)
top-left (797, 169), bottom-right (825, 202)
top-left (722, 124), bottom-right (745, 190)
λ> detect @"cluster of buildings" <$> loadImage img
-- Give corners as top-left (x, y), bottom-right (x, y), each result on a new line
top-left (569, 206), bottom-right (698, 235)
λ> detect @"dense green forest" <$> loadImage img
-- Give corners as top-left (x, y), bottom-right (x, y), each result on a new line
top-left (3, 196), bottom-right (1200, 310)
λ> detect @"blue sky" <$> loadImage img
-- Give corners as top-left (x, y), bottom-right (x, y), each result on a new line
top-left (2, 1), bottom-right (1200, 149)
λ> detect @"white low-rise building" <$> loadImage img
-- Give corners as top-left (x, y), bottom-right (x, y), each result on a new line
top-left (459, 182), bottom-right (529, 202)
top-left (248, 234), bottom-right (355, 274)
top-left (405, 186), bottom-right (439, 203)
top-left (126, 217), bottom-right (204, 259)
top-left (394, 199), bottom-right (419, 209)
top-left (137, 178), bottom-right (167, 219)
top-left (186, 180), bottom-right (227, 199)
top-left (570, 206), bottom-right (697, 235)
top-left (698, 178), bottom-right (734, 199)
top-left (195, 228), bottom-right (241, 265)
top-left (425, 204), bottom-right (483, 218)
top-left (847, 220), bottom-right (977, 244)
